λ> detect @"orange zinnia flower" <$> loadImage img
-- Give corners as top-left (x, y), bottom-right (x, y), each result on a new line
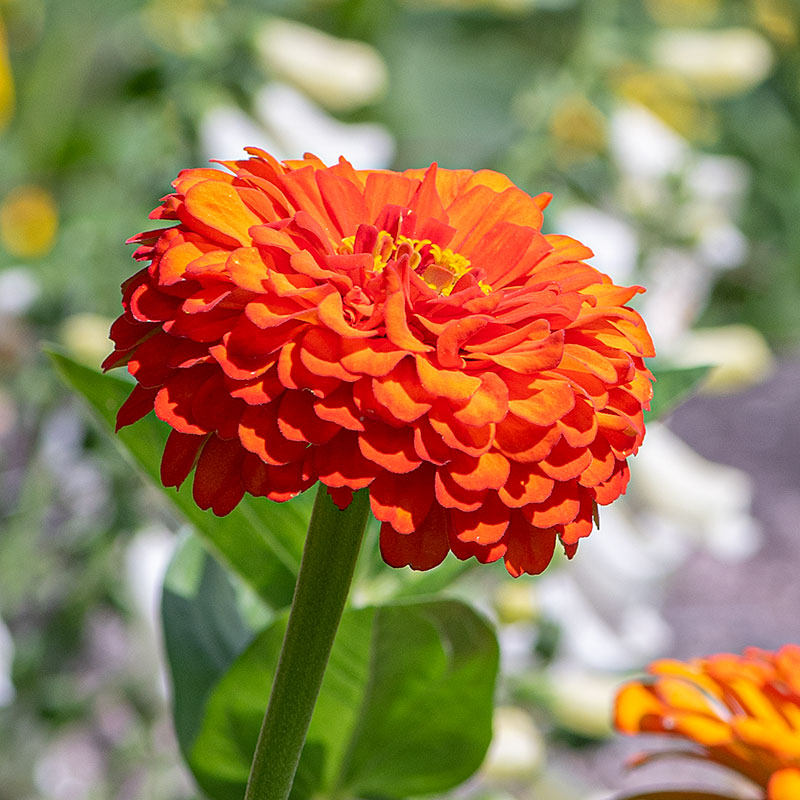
top-left (614, 645), bottom-right (800, 800)
top-left (104, 150), bottom-right (654, 576)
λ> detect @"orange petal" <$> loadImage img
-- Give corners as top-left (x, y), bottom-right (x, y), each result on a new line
top-left (358, 421), bottom-right (422, 473)
top-left (313, 384), bottom-right (365, 431)
top-left (415, 355), bottom-right (481, 402)
top-left (451, 493), bottom-right (510, 545)
top-left (451, 371), bottom-right (509, 426)
top-left (769, 769), bottom-right (800, 800)
top-left (317, 291), bottom-right (376, 339)
top-left (498, 463), bottom-right (554, 508)
top-left (183, 179), bottom-right (263, 247)
top-left (372, 358), bottom-right (433, 423)
top-left (539, 439), bottom-right (594, 481)
top-left (428, 403), bottom-right (494, 457)
top-left (523, 480), bottom-right (580, 528)
top-left (226, 246), bottom-right (270, 292)
top-left (382, 265), bottom-right (433, 353)
top-left (495, 414), bottom-right (560, 463)
top-left (477, 331), bottom-right (565, 373)
top-left (340, 338), bottom-right (408, 377)
top-left (558, 397), bottom-right (598, 448)
top-left (313, 431), bottom-right (376, 490)
top-left (434, 469), bottom-right (487, 511)
top-left (446, 450), bottom-right (510, 492)
top-left (508, 378), bottom-right (575, 426)
top-left (238, 403), bottom-right (309, 465)
top-left (298, 327), bottom-right (358, 382)
top-left (614, 683), bottom-right (665, 734)
top-left (435, 316), bottom-right (491, 368)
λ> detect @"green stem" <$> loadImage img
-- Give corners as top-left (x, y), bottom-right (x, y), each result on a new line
top-left (244, 484), bottom-right (371, 800)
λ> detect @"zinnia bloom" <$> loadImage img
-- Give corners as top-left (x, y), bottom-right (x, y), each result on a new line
top-left (614, 645), bottom-right (800, 800)
top-left (104, 149), bottom-right (654, 576)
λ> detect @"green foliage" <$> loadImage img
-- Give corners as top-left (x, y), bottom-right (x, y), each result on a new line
top-left (187, 599), bottom-right (499, 800)
top-left (47, 349), bottom-right (308, 610)
top-left (161, 534), bottom-right (257, 759)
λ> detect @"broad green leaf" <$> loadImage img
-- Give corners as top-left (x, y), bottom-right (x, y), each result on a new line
top-left (161, 534), bottom-right (255, 758)
top-left (646, 365), bottom-right (712, 420)
top-left (190, 599), bottom-right (499, 800)
top-left (47, 349), bottom-right (307, 610)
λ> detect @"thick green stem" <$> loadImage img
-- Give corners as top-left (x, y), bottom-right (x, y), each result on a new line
top-left (244, 484), bottom-right (370, 800)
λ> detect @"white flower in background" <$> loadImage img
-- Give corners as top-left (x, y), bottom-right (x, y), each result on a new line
top-left (610, 104), bottom-right (688, 179)
top-left (0, 266), bottom-right (40, 315)
top-left (638, 248), bottom-right (710, 350)
top-left (554, 206), bottom-right (639, 284)
top-left (652, 28), bottom-right (774, 97)
top-left (537, 423), bottom-right (761, 672)
top-left (200, 82), bottom-right (395, 169)
top-left (255, 18), bottom-right (388, 113)
top-left (254, 83), bottom-right (395, 168)
top-left (482, 706), bottom-right (544, 780)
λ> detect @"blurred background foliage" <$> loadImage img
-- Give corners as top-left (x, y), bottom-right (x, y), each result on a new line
top-left (0, 0), bottom-right (798, 798)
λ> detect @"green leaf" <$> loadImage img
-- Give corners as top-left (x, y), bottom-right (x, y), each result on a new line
top-left (646, 365), bottom-right (712, 420)
top-left (161, 533), bottom-right (256, 758)
top-left (47, 348), bottom-right (307, 610)
top-left (189, 599), bottom-right (499, 800)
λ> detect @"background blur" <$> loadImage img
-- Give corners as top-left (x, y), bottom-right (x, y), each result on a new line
top-left (1, 0), bottom-right (799, 798)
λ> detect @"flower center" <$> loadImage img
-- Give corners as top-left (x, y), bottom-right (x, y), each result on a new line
top-left (339, 231), bottom-right (489, 296)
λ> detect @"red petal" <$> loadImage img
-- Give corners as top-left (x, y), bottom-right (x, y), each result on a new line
top-left (238, 403), bottom-right (309, 465)
top-left (369, 463), bottom-right (435, 534)
top-left (277, 390), bottom-right (339, 444)
top-left (358, 421), bottom-right (422, 473)
top-left (161, 430), bottom-right (207, 488)
top-left (523, 480), bottom-right (580, 528)
top-left (503, 516), bottom-right (557, 577)
top-left (154, 365), bottom-right (215, 434)
top-left (451, 493), bottom-right (510, 545)
top-left (116, 384), bottom-right (157, 431)
top-left (314, 431), bottom-right (376, 489)
top-left (379, 505), bottom-right (450, 571)
top-left (192, 435), bottom-right (246, 515)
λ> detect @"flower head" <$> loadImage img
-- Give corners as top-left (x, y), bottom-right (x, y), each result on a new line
top-left (104, 149), bottom-right (654, 576)
top-left (614, 645), bottom-right (800, 800)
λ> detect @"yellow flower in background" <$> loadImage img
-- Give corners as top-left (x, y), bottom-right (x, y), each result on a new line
top-left (616, 67), bottom-right (718, 142)
top-left (752, 0), bottom-right (797, 46)
top-left (0, 18), bottom-right (14, 130)
top-left (0, 186), bottom-right (58, 258)
top-left (645, 0), bottom-right (721, 26)
top-left (548, 94), bottom-right (607, 166)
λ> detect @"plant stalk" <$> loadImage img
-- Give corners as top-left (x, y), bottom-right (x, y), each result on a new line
top-left (244, 484), bottom-right (370, 800)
